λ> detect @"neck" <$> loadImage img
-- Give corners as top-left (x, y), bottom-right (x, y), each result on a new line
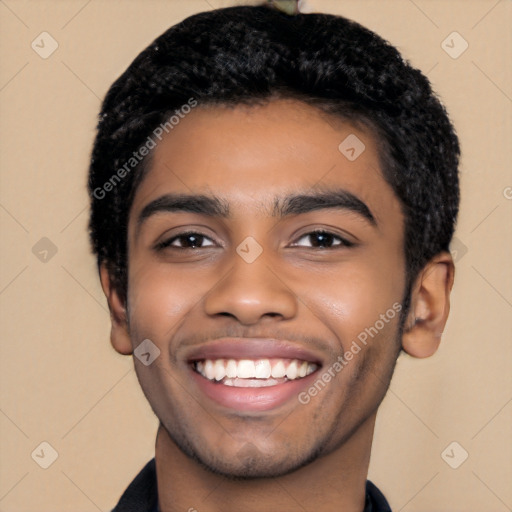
top-left (155, 414), bottom-right (376, 512)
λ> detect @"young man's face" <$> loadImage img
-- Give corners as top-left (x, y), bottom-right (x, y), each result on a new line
top-left (112, 99), bottom-right (408, 478)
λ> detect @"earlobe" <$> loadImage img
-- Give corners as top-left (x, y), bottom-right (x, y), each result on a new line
top-left (401, 252), bottom-right (455, 359)
top-left (99, 264), bottom-right (133, 355)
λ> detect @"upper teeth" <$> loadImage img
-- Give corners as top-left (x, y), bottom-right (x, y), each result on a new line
top-left (195, 359), bottom-right (317, 382)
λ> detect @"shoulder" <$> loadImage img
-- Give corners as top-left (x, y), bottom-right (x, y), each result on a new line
top-left (111, 458), bottom-right (158, 512)
top-left (365, 480), bottom-right (392, 512)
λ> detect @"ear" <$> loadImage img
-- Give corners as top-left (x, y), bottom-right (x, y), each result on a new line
top-left (402, 251), bottom-right (455, 358)
top-left (99, 263), bottom-right (133, 355)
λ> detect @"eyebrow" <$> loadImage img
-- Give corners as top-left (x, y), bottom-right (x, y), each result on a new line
top-left (137, 189), bottom-right (376, 230)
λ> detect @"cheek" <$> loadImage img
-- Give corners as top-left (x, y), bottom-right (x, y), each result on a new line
top-left (306, 264), bottom-right (403, 346)
top-left (127, 263), bottom-right (199, 340)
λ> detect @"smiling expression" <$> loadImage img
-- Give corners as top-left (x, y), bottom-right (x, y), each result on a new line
top-left (118, 98), bottom-right (407, 478)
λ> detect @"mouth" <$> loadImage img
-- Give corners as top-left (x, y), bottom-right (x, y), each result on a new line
top-left (186, 338), bottom-right (323, 412)
top-left (193, 358), bottom-right (318, 387)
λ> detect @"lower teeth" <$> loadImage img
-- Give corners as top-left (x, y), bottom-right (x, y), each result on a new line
top-left (222, 377), bottom-right (285, 387)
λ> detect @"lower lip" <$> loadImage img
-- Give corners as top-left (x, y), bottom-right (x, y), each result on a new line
top-left (189, 366), bottom-right (319, 412)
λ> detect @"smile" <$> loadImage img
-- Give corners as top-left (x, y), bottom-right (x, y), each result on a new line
top-left (193, 358), bottom-right (318, 387)
top-left (186, 338), bottom-right (323, 411)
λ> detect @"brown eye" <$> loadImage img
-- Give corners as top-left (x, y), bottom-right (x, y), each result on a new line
top-left (156, 232), bottom-right (215, 250)
top-left (293, 230), bottom-right (353, 249)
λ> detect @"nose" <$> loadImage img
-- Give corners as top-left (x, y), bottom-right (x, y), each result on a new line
top-left (203, 251), bottom-right (298, 325)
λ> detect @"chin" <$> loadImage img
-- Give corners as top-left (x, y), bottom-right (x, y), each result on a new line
top-left (189, 442), bottom-right (324, 480)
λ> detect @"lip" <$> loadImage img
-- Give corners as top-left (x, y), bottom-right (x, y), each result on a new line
top-left (189, 365), bottom-right (320, 412)
top-left (185, 338), bottom-right (323, 365)
top-left (185, 338), bottom-right (323, 412)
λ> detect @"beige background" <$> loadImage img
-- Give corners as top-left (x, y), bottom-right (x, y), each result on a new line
top-left (0, 0), bottom-right (511, 510)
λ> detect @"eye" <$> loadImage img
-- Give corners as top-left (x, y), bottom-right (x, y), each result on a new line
top-left (155, 231), bottom-right (216, 250)
top-left (291, 230), bottom-right (354, 249)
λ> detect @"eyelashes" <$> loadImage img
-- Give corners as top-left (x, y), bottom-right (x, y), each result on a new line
top-left (155, 232), bottom-right (214, 250)
top-left (155, 229), bottom-right (354, 251)
top-left (291, 230), bottom-right (354, 249)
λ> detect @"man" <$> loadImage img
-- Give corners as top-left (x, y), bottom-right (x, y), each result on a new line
top-left (88, 2), bottom-right (460, 511)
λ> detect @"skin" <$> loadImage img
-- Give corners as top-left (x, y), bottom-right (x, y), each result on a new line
top-left (100, 99), bottom-right (454, 512)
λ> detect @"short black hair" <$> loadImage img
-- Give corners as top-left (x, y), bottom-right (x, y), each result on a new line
top-left (88, 3), bottom-right (460, 303)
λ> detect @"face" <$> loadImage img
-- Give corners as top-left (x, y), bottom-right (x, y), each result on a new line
top-left (123, 99), bottom-right (406, 478)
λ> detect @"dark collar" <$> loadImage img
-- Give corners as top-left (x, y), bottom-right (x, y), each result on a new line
top-left (112, 458), bottom-right (392, 512)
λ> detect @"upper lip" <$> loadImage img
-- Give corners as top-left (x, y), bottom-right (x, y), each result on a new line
top-left (186, 338), bottom-right (323, 365)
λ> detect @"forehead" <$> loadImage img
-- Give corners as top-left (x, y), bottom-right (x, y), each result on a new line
top-left (130, 99), bottom-right (401, 227)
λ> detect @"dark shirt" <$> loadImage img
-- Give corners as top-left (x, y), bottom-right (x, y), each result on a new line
top-left (112, 458), bottom-right (392, 512)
